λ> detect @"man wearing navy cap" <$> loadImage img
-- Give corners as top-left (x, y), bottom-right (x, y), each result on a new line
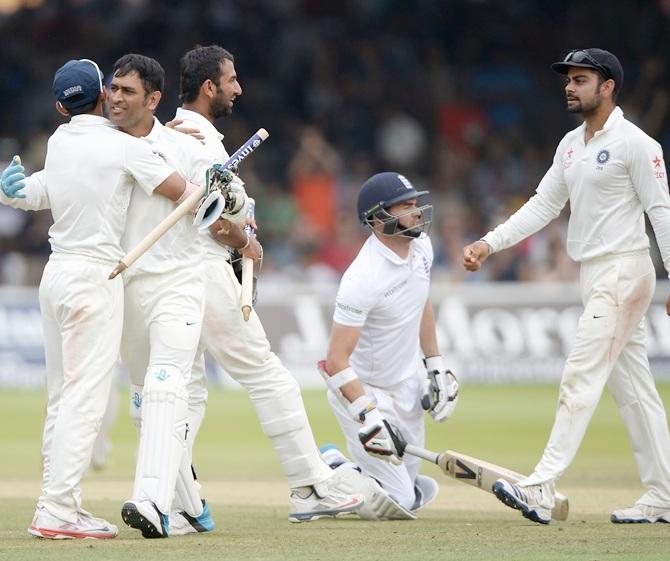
top-left (463, 48), bottom-right (670, 524)
top-left (318, 172), bottom-right (459, 520)
top-left (0, 58), bottom-right (210, 539)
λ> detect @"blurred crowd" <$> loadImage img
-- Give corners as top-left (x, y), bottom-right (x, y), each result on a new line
top-left (2, 0), bottom-right (670, 286)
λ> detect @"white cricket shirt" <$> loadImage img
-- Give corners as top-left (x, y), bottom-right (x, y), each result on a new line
top-left (333, 233), bottom-right (433, 387)
top-left (482, 107), bottom-right (670, 275)
top-left (173, 107), bottom-right (247, 258)
top-left (121, 118), bottom-right (210, 278)
top-left (1, 115), bottom-right (175, 262)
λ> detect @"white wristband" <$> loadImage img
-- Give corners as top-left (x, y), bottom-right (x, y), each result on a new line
top-left (425, 355), bottom-right (445, 372)
top-left (347, 395), bottom-right (377, 423)
top-left (326, 366), bottom-right (358, 393)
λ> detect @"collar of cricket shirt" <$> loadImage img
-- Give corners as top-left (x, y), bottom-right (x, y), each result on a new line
top-left (593, 106), bottom-right (623, 139)
top-left (175, 107), bottom-right (224, 142)
top-left (141, 116), bottom-right (163, 144)
top-left (370, 232), bottom-right (413, 266)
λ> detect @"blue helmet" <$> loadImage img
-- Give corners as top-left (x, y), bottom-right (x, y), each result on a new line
top-left (357, 172), bottom-right (431, 237)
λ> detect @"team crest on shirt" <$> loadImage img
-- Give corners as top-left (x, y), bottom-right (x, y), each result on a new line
top-left (596, 149), bottom-right (610, 165)
top-left (132, 392), bottom-right (142, 409)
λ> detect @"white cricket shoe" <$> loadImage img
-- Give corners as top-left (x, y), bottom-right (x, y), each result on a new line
top-left (288, 482), bottom-right (363, 523)
top-left (611, 504), bottom-right (670, 524)
top-left (170, 500), bottom-right (215, 535)
top-left (492, 478), bottom-right (552, 524)
top-left (412, 474), bottom-right (439, 511)
top-left (121, 500), bottom-right (169, 538)
top-left (28, 507), bottom-right (118, 539)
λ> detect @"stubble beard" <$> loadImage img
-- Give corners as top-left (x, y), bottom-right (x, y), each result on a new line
top-left (567, 93), bottom-right (601, 116)
top-left (211, 98), bottom-right (232, 120)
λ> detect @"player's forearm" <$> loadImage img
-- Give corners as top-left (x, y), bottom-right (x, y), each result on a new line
top-left (419, 300), bottom-right (439, 357)
top-left (0, 174), bottom-right (50, 211)
top-left (483, 191), bottom-right (564, 253)
top-left (646, 206), bottom-right (670, 277)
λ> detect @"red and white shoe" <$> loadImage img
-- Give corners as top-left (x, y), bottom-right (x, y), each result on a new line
top-left (28, 507), bottom-right (118, 539)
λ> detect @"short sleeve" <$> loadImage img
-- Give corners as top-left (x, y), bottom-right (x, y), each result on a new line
top-left (124, 135), bottom-right (175, 196)
top-left (333, 271), bottom-right (378, 327)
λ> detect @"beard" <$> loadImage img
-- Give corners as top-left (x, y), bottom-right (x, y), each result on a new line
top-left (211, 95), bottom-right (232, 120)
top-left (567, 92), bottom-right (602, 115)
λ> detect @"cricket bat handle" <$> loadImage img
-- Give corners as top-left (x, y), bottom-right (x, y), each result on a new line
top-left (404, 444), bottom-right (440, 464)
top-left (109, 186), bottom-right (205, 279)
top-left (109, 129), bottom-right (269, 279)
top-left (240, 198), bottom-right (256, 321)
top-left (241, 257), bottom-right (253, 320)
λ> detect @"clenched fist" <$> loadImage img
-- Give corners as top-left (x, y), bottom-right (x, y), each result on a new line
top-left (463, 240), bottom-right (491, 272)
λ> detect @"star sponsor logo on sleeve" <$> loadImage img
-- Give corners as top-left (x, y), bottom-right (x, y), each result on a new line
top-left (653, 155), bottom-right (666, 179)
top-left (563, 147), bottom-right (574, 168)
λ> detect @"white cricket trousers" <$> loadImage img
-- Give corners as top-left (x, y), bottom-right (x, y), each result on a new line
top-left (121, 269), bottom-right (205, 388)
top-left (525, 251), bottom-right (670, 507)
top-left (37, 255), bottom-right (124, 523)
top-left (189, 257), bottom-right (333, 488)
top-left (327, 374), bottom-right (425, 510)
top-left (120, 268), bottom-right (205, 514)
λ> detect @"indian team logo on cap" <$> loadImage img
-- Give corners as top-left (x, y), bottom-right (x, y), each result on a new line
top-left (596, 149), bottom-right (610, 164)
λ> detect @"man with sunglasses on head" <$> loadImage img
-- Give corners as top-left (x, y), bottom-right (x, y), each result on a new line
top-left (463, 48), bottom-right (670, 525)
top-left (319, 172), bottom-right (459, 520)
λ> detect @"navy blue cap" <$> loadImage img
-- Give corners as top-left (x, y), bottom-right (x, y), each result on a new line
top-left (52, 59), bottom-right (104, 109)
top-left (357, 172), bottom-right (428, 224)
top-left (551, 48), bottom-right (623, 91)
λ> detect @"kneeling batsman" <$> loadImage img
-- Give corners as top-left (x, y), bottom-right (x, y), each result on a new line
top-left (319, 358), bottom-right (458, 521)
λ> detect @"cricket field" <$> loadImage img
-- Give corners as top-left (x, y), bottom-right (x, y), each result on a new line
top-left (0, 384), bottom-right (668, 561)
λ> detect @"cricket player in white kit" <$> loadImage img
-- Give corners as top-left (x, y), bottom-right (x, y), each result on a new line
top-left (173, 45), bottom-right (362, 521)
top-left (320, 172), bottom-right (459, 520)
top-left (0, 59), bottom-right (203, 539)
top-left (464, 48), bottom-right (670, 525)
top-left (106, 54), bottom-right (240, 538)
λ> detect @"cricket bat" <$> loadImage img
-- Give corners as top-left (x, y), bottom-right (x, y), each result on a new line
top-left (404, 444), bottom-right (569, 521)
top-left (241, 198), bottom-right (256, 321)
top-left (109, 128), bottom-right (269, 279)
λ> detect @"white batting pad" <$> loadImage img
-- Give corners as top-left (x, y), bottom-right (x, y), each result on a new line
top-left (173, 452), bottom-right (204, 517)
top-left (133, 365), bottom-right (188, 515)
top-left (330, 465), bottom-right (416, 520)
top-left (254, 381), bottom-right (332, 488)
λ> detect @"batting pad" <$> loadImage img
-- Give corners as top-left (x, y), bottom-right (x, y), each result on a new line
top-left (255, 381), bottom-right (332, 488)
top-left (133, 365), bottom-right (188, 515)
top-left (173, 452), bottom-right (204, 517)
top-left (129, 384), bottom-right (143, 429)
top-left (331, 465), bottom-right (416, 520)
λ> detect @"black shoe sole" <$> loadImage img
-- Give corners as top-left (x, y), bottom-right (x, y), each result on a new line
top-left (492, 482), bottom-right (550, 525)
top-left (121, 502), bottom-right (167, 538)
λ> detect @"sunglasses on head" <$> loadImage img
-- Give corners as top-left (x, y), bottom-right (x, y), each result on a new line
top-left (564, 50), bottom-right (612, 80)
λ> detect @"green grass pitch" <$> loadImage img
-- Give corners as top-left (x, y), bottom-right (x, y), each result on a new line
top-left (0, 384), bottom-right (669, 561)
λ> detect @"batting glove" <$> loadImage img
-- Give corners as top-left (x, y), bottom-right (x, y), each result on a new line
top-left (1, 156), bottom-right (26, 199)
top-left (354, 403), bottom-right (404, 465)
top-left (421, 356), bottom-right (459, 422)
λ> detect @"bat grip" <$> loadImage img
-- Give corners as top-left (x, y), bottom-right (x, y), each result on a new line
top-left (240, 198), bottom-right (256, 321)
top-left (404, 444), bottom-right (441, 465)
